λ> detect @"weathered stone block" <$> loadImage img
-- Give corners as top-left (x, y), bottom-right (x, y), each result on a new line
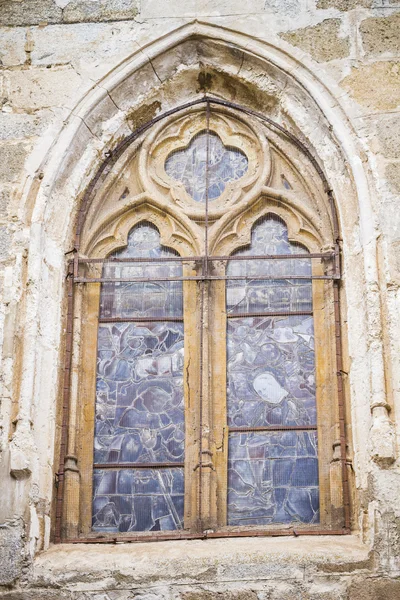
top-left (0, 187), bottom-right (11, 217)
top-left (360, 12), bottom-right (400, 56)
top-left (7, 67), bottom-right (85, 111)
top-left (386, 162), bottom-right (400, 194)
top-left (140, 0), bottom-right (196, 18)
top-left (376, 114), bottom-right (400, 159)
top-left (317, 0), bottom-right (372, 9)
top-left (63, 0), bottom-right (140, 24)
top-left (0, 518), bottom-right (24, 586)
top-left (0, 28), bottom-right (27, 67)
top-left (264, 0), bottom-right (303, 17)
top-left (341, 61), bottom-right (400, 110)
top-left (0, 0), bottom-right (140, 25)
top-left (280, 19), bottom-right (349, 62)
top-left (0, 225), bottom-right (11, 260)
top-left (0, 113), bottom-right (48, 141)
top-left (348, 577), bottom-right (400, 600)
top-left (0, 0), bottom-right (62, 27)
top-left (0, 142), bottom-right (28, 183)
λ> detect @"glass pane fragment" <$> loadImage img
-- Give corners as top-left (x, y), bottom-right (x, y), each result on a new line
top-left (165, 131), bottom-right (248, 203)
top-left (227, 315), bottom-right (316, 427)
top-left (227, 431), bottom-right (319, 525)
top-left (227, 216), bottom-right (312, 314)
top-left (95, 322), bottom-right (185, 464)
top-left (92, 223), bottom-right (185, 534)
top-left (100, 223), bottom-right (183, 319)
top-left (92, 467), bottom-right (184, 532)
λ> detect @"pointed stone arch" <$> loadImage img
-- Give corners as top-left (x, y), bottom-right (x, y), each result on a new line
top-left (11, 20), bottom-right (394, 552)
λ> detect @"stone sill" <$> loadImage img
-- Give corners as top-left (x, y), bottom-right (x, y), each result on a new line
top-left (33, 535), bottom-right (371, 591)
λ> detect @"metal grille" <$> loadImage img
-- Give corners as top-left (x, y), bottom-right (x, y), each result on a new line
top-left (55, 97), bottom-right (349, 543)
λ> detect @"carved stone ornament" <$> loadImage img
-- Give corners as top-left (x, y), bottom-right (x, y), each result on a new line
top-left (140, 106), bottom-right (270, 220)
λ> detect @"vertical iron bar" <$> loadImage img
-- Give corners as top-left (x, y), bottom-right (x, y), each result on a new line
top-left (334, 279), bottom-right (351, 530)
top-left (205, 98), bottom-right (210, 276)
top-left (54, 260), bottom-right (75, 543)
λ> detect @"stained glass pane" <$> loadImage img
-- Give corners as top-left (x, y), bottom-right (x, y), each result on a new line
top-left (95, 322), bottom-right (184, 465)
top-left (226, 216), bottom-right (319, 526)
top-left (227, 216), bottom-right (311, 314)
top-left (227, 316), bottom-right (316, 428)
top-left (100, 223), bottom-right (183, 319)
top-left (165, 131), bottom-right (248, 203)
top-left (92, 467), bottom-right (184, 532)
top-left (93, 222), bottom-right (185, 533)
top-left (228, 432), bottom-right (319, 525)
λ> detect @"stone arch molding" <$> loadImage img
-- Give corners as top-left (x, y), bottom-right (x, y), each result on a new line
top-left (11, 21), bottom-right (395, 546)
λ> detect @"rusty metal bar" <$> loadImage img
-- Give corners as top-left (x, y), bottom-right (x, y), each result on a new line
top-left (79, 252), bottom-right (333, 264)
top-left (333, 280), bottom-right (351, 531)
top-left (75, 275), bottom-right (336, 283)
top-left (227, 310), bottom-right (313, 319)
top-left (93, 462), bottom-right (184, 469)
top-left (98, 316), bottom-right (184, 323)
top-left (54, 260), bottom-right (75, 544)
top-left (228, 425), bottom-right (317, 432)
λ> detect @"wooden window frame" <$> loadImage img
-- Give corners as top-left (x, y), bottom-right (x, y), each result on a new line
top-left (54, 99), bottom-right (350, 543)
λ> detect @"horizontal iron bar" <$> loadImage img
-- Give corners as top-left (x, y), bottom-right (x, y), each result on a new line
top-left (75, 275), bottom-right (335, 283)
top-left (66, 528), bottom-right (350, 544)
top-left (98, 316), bottom-right (184, 323)
top-left (228, 425), bottom-right (318, 432)
top-left (227, 310), bottom-right (313, 318)
top-left (78, 252), bottom-right (332, 264)
top-left (93, 463), bottom-right (184, 470)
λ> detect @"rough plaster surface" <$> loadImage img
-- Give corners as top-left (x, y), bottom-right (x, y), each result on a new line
top-left (0, 1), bottom-right (400, 598)
top-left (0, 520), bottom-right (24, 586)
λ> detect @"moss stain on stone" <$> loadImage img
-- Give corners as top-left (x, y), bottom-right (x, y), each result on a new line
top-left (126, 101), bottom-right (162, 132)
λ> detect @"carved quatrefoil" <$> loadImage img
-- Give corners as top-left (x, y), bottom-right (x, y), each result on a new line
top-left (165, 131), bottom-right (248, 203)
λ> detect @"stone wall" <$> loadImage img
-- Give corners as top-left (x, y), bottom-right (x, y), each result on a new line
top-left (0, 0), bottom-right (400, 598)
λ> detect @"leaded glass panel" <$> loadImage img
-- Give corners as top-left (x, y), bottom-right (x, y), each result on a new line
top-left (227, 217), bottom-right (312, 314)
top-left (95, 322), bottom-right (184, 465)
top-left (100, 223), bottom-right (183, 319)
top-left (92, 223), bottom-right (184, 533)
top-left (165, 131), bottom-right (248, 203)
top-left (226, 216), bottom-right (319, 526)
top-left (92, 467), bottom-right (184, 532)
top-left (228, 431), bottom-right (319, 525)
top-left (227, 315), bottom-right (316, 428)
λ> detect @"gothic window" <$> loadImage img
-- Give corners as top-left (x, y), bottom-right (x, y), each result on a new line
top-left (57, 101), bottom-right (348, 542)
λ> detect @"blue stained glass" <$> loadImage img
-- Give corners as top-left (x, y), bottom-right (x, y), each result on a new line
top-left (100, 223), bottom-right (183, 319)
top-left (226, 217), bottom-right (319, 526)
top-left (92, 222), bottom-right (185, 533)
top-left (228, 432), bottom-right (319, 526)
top-left (95, 321), bottom-right (184, 465)
top-left (165, 131), bottom-right (248, 203)
top-left (92, 467), bottom-right (184, 532)
top-left (227, 315), bottom-right (316, 428)
top-left (226, 216), bottom-right (312, 314)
